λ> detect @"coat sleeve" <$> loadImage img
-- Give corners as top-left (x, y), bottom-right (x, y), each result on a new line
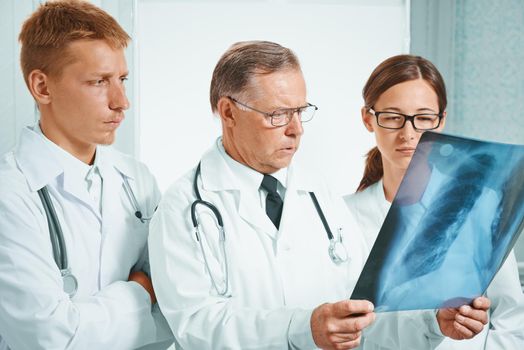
top-left (148, 178), bottom-right (317, 350)
top-left (131, 162), bottom-right (162, 277)
top-left (483, 251), bottom-right (524, 349)
top-left (360, 310), bottom-right (444, 350)
top-left (132, 165), bottom-right (175, 348)
top-left (0, 185), bottom-right (162, 350)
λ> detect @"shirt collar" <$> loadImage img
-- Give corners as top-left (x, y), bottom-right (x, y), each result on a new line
top-left (15, 124), bottom-right (132, 193)
top-left (34, 123), bottom-right (92, 180)
top-left (34, 122), bottom-right (136, 181)
top-left (218, 138), bottom-right (289, 190)
top-left (267, 167), bottom-right (287, 189)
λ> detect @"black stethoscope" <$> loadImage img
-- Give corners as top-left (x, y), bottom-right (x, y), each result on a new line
top-left (190, 162), bottom-right (348, 297)
top-left (37, 176), bottom-right (149, 298)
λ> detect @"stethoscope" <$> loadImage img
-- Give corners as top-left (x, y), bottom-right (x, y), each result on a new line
top-left (190, 162), bottom-right (348, 297)
top-left (37, 176), bottom-right (149, 298)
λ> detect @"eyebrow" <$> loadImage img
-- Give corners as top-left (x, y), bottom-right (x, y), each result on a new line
top-left (89, 71), bottom-right (129, 78)
top-left (380, 106), bottom-right (438, 113)
top-left (264, 101), bottom-right (308, 110)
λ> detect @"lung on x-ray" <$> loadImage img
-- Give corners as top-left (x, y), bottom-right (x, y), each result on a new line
top-left (351, 132), bottom-right (524, 312)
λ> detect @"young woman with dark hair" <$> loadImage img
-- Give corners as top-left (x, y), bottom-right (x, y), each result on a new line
top-left (345, 54), bottom-right (524, 349)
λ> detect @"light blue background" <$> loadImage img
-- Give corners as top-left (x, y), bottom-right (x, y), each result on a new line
top-left (411, 0), bottom-right (524, 284)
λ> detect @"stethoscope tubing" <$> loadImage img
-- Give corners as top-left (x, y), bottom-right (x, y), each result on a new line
top-left (308, 192), bottom-right (334, 241)
top-left (192, 164), bottom-right (230, 296)
top-left (123, 177), bottom-right (152, 222)
top-left (37, 177), bottom-right (148, 297)
top-left (190, 161), bottom-right (348, 296)
top-left (38, 187), bottom-right (67, 270)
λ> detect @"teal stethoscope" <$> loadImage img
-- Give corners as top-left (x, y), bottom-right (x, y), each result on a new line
top-left (37, 176), bottom-right (149, 298)
top-left (190, 162), bottom-right (349, 297)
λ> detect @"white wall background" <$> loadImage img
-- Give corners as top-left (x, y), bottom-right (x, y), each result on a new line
top-left (0, 0), bottom-right (409, 195)
top-left (136, 0), bottom-right (410, 194)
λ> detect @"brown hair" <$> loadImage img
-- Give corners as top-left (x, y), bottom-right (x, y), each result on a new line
top-left (18, 0), bottom-right (130, 87)
top-left (209, 40), bottom-right (301, 113)
top-left (356, 54), bottom-right (447, 192)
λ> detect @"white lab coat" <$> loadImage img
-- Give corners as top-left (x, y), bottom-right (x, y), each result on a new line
top-left (148, 140), bottom-right (444, 350)
top-left (344, 180), bottom-right (524, 349)
top-left (0, 126), bottom-right (173, 350)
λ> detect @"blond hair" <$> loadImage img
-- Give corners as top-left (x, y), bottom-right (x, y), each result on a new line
top-left (18, 0), bottom-right (130, 86)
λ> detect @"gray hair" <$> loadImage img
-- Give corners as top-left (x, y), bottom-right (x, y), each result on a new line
top-left (209, 40), bottom-right (301, 113)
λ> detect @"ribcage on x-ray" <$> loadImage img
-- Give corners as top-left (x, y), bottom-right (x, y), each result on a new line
top-left (399, 152), bottom-right (496, 281)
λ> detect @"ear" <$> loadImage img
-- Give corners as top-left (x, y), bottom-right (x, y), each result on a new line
top-left (217, 97), bottom-right (236, 128)
top-left (27, 70), bottom-right (52, 105)
top-left (361, 106), bottom-right (374, 132)
top-left (438, 111), bottom-right (447, 130)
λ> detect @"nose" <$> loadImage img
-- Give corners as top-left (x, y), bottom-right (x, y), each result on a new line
top-left (399, 118), bottom-right (416, 140)
top-left (284, 111), bottom-right (304, 136)
top-left (109, 81), bottom-right (130, 111)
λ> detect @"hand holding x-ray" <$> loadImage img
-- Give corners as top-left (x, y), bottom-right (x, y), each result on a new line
top-left (310, 299), bottom-right (375, 350)
top-left (437, 296), bottom-right (490, 340)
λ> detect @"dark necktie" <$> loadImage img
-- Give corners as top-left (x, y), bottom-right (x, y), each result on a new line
top-left (260, 174), bottom-right (283, 229)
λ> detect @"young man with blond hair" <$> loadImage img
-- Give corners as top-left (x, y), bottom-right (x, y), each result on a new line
top-left (0, 1), bottom-right (172, 348)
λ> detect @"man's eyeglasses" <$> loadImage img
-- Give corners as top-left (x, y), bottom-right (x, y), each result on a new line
top-left (369, 108), bottom-right (443, 131)
top-left (229, 96), bottom-right (318, 127)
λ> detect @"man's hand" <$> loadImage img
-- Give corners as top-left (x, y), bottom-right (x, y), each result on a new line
top-left (311, 299), bottom-right (375, 350)
top-left (437, 296), bottom-right (490, 340)
top-left (128, 271), bottom-right (157, 304)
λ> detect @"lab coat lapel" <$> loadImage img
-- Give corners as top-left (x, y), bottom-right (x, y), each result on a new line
top-left (98, 148), bottom-right (124, 228)
top-left (200, 142), bottom-right (277, 238)
top-left (15, 126), bottom-right (98, 217)
top-left (278, 186), bottom-right (299, 238)
top-left (277, 163), bottom-right (317, 237)
top-left (15, 127), bottom-right (62, 192)
top-left (237, 191), bottom-right (278, 238)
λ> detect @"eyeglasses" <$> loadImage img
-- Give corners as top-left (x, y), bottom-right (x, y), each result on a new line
top-left (369, 108), bottom-right (443, 131)
top-left (229, 96), bottom-right (318, 127)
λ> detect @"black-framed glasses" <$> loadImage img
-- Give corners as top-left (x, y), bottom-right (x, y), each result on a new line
top-left (369, 108), bottom-right (443, 131)
top-left (228, 96), bottom-right (318, 127)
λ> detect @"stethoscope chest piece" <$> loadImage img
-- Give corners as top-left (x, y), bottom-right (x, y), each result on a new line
top-left (61, 268), bottom-right (78, 298)
top-left (328, 239), bottom-right (349, 264)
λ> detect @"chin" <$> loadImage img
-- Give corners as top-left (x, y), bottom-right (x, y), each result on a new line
top-left (272, 159), bottom-right (292, 171)
top-left (98, 133), bottom-right (116, 145)
top-left (400, 161), bottom-right (412, 171)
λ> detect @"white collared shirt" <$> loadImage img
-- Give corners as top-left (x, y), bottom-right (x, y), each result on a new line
top-left (217, 138), bottom-right (288, 213)
top-left (35, 123), bottom-right (103, 215)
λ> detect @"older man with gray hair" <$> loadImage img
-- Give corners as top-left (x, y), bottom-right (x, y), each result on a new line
top-left (148, 41), bottom-right (488, 350)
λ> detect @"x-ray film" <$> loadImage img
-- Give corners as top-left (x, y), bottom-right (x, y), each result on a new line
top-left (351, 132), bottom-right (524, 312)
